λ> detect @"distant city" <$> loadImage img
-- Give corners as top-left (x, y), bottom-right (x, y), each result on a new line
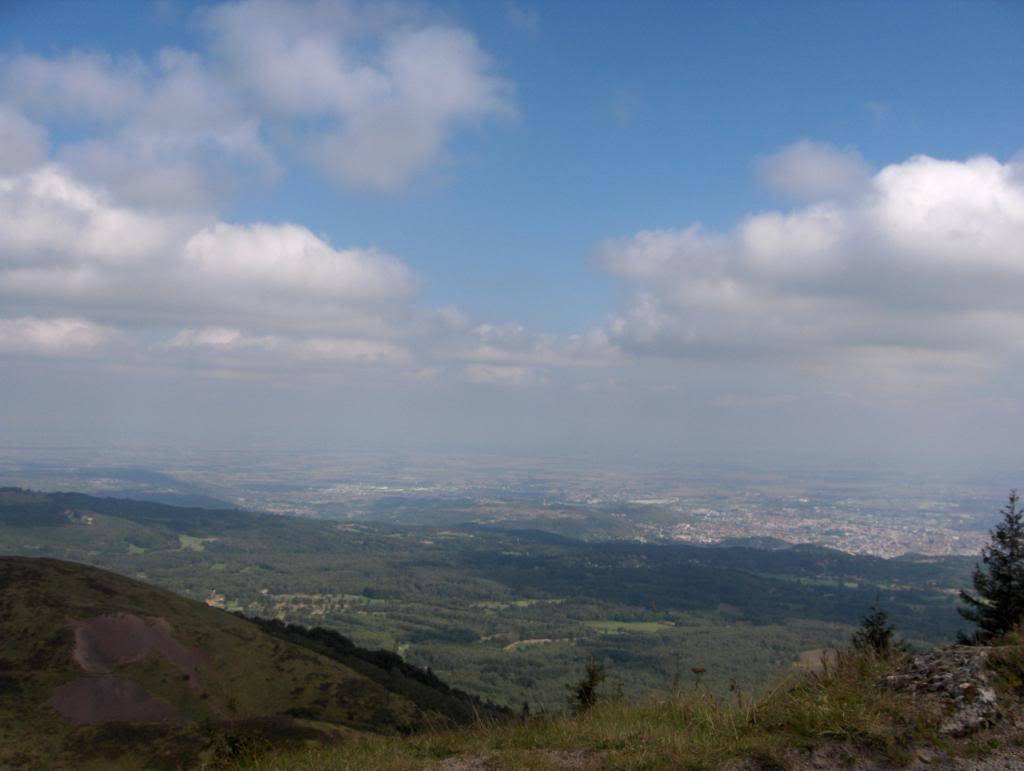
top-left (0, 446), bottom-right (1001, 559)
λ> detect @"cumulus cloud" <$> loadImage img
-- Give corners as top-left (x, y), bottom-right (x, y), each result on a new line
top-left (0, 165), bottom-right (413, 333)
top-left (201, 1), bottom-right (513, 191)
top-left (0, 106), bottom-right (48, 174)
top-left (168, 326), bottom-right (244, 348)
top-left (603, 153), bottom-right (1024, 380)
top-left (184, 222), bottom-right (414, 303)
top-left (0, 164), bottom-right (188, 267)
top-left (0, 316), bottom-right (113, 355)
top-left (0, 1), bottom-right (534, 381)
top-left (431, 321), bottom-right (617, 385)
top-left (167, 326), bottom-right (409, 370)
top-left (0, 0), bottom-right (512, 202)
top-left (1, 51), bottom-right (146, 122)
top-left (464, 363), bottom-right (539, 386)
top-left (1, 49), bottom-right (269, 209)
top-left (0, 164), bottom-right (589, 383)
top-left (757, 140), bottom-right (872, 201)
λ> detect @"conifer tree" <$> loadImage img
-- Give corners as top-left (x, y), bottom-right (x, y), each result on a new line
top-left (851, 598), bottom-right (895, 656)
top-left (959, 490), bottom-right (1024, 642)
top-left (568, 658), bottom-right (605, 713)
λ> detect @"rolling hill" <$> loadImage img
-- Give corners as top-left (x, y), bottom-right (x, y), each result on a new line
top-left (0, 556), bottom-right (504, 770)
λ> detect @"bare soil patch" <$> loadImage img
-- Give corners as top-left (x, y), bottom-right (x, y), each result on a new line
top-left (71, 613), bottom-right (208, 687)
top-left (49, 677), bottom-right (177, 724)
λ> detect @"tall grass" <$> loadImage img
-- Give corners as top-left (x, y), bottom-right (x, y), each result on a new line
top-left (227, 649), bottom-right (938, 770)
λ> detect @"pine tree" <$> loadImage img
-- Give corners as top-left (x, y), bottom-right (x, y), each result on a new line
top-left (568, 658), bottom-right (605, 713)
top-left (850, 598), bottom-right (895, 656)
top-left (959, 490), bottom-right (1024, 642)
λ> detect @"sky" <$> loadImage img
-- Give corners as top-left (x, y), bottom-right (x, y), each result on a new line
top-left (1, 0), bottom-right (1023, 474)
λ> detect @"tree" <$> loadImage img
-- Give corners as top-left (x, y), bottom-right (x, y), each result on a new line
top-left (959, 490), bottom-right (1024, 642)
top-left (851, 597), bottom-right (895, 657)
top-left (520, 701), bottom-right (531, 722)
top-left (568, 658), bottom-right (605, 713)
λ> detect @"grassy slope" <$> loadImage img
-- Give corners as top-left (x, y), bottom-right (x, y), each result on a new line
top-left (2, 558), bottom-right (1016, 771)
top-left (236, 650), bottom-right (1006, 771)
top-left (0, 557), bottom-right (490, 770)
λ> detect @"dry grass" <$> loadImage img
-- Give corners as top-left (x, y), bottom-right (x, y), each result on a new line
top-left (227, 649), bottom-right (939, 770)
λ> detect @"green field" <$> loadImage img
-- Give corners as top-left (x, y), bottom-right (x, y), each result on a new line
top-left (177, 533), bottom-right (213, 551)
top-left (585, 620), bottom-right (674, 634)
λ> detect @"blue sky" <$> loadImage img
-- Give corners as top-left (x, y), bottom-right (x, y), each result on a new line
top-left (6, 0), bottom-right (1022, 331)
top-left (2, 0), bottom-right (1024, 469)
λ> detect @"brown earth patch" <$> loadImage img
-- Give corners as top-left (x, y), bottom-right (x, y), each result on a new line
top-left (71, 613), bottom-right (208, 688)
top-left (437, 754), bottom-right (494, 770)
top-left (50, 677), bottom-right (177, 724)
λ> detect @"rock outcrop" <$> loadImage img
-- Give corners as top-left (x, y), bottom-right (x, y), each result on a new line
top-left (885, 646), bottom-right (1000, 736)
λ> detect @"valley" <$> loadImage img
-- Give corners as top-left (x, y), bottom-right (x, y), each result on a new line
top-left (0, 488), bottom-right (974, 713)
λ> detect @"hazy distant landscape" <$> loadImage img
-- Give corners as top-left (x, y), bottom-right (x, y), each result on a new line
top-left (0, 474), bottom-right (978, 712)
top-left (0, 446), bottom-right (996, 557)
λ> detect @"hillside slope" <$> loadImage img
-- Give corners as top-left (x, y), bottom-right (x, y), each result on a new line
top-left (235, 644), bottom-right (1024, 770)
top-left (0, 556), bottom-right (503, 770)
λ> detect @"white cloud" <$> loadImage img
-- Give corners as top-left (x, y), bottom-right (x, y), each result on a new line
top-left (757, 140), bottom-right (872, 201)
top-left (1, 48), bottom-right (270, 209)
top-left (0, 164), bottom-right (585, 383)
top-left (464, 363), bottom-right (539, 386)
top-left (0, 316), bottom-right (112, 355)
top-left (434, 322), bottom-right (616, 376)
top-left (167, 326), bottom-right (409, 368)
top-left (5, 143), bottom-right (1024, 393)
top-left (1, 51), bottom-right (146, 123)
top-left (183, 222), bottom-right (414, 303)
top-left (0, 165), bottom-right (412, 333)
top-left (0, 2), bottom-right (533, 379)
top-left (0, 0), bottom-right (513, 202)
top-left (168, 326), bottom-right (243, 347)
top-left (603, 152), bottom-right (1024, 380)
top-left (0, 106), bottom-right (48, 174)
top-left (0, 164), bottom-right (188, 267)
top-left (202, 2), bottom-right (513, 191)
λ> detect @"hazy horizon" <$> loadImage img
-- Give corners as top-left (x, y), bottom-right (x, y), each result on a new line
top-left (2, 0), bottom-right (1024, 476)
